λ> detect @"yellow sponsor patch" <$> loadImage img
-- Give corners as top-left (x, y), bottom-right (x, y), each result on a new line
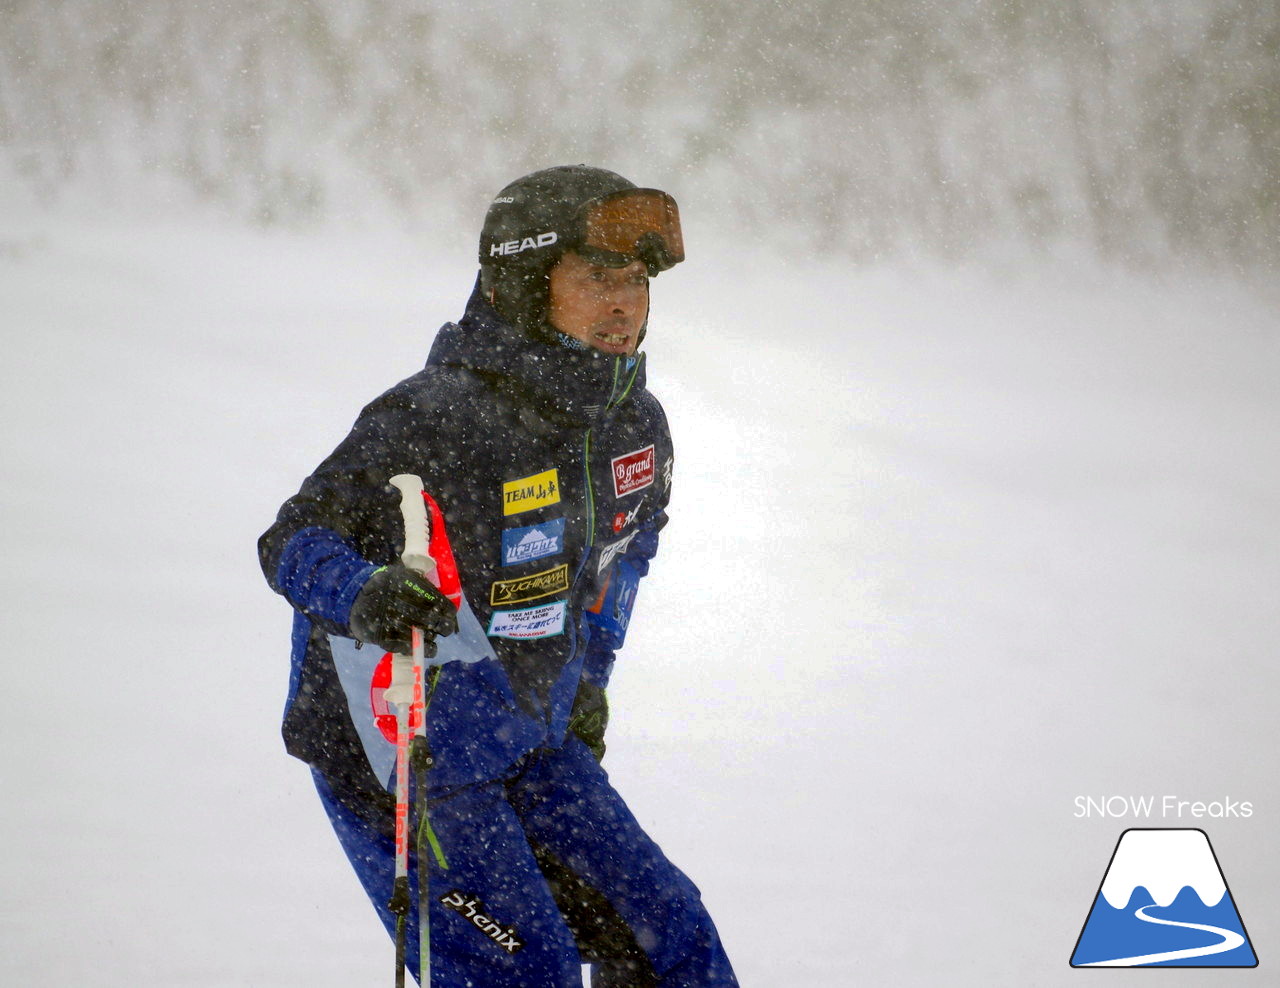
top-left (490, 563), bottom-right (570, 606)
top-left (502, 468), bottom-right (560, 516)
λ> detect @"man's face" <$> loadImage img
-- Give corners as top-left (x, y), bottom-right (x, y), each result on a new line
top-left (547, 251), bottom-right (649, 356)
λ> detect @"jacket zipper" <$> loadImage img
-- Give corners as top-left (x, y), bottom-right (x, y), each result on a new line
top-left (581, 427), bottom-right (596, 551)
top-left (580, 357), bottom-right (620, 556)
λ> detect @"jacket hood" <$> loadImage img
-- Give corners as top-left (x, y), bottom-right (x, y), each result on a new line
top-left (426, 278), bottom-right (648, 426)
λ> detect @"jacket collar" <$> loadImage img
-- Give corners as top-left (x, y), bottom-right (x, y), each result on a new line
top-left (426, 279), bottom-right (646, 426)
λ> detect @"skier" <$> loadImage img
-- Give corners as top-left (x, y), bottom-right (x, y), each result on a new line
top-left (258, 165), bottom-right (739, 987)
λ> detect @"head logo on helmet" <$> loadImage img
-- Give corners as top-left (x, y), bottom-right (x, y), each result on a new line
top-left (478, 164), bottom-right (683, 336)
top-left (488, 231), bottom-right (559, 257)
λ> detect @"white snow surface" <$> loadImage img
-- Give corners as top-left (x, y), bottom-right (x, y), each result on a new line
top-left (2, 206), bottom-right (1278, 986)
top-left (1099, 830), bottom-right (1225, 909)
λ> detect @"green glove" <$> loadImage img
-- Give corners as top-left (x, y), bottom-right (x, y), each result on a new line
top-left (568, 680), bottom-right (609, 761)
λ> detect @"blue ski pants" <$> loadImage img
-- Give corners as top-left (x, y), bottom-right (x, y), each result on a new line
top-left (314, 737), bottom-right (738, 987)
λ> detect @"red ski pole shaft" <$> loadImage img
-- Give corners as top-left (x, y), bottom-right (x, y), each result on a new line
top-left (387, 474), bottom-right (436, 986)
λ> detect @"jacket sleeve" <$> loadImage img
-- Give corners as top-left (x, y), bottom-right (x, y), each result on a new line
top-left (257, 383), bottom-right (430, 636)
top-left (580, 508), bottom-right (667, 688)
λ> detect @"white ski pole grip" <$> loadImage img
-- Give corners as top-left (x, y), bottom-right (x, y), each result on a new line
top-left (389, 474), bottom-right (437, 584)
top-left (383, 473), bottom-right (435, 709)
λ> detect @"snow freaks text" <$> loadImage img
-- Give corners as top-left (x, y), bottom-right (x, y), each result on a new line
top-left (1073, 796), bottom-right (1253, 820)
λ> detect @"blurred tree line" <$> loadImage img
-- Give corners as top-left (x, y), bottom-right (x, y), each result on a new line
top-left (2, 0), bottom-right (1276, 268)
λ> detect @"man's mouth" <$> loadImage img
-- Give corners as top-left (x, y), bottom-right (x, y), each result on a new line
top-left (594, 330), bottom-right (630, 346)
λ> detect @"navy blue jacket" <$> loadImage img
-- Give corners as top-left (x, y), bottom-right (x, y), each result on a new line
top-left (259, 283), bottom-right (672, 803)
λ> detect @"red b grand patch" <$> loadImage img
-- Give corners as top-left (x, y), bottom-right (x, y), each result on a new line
top-left (611, 444), bottom-right (655, 498)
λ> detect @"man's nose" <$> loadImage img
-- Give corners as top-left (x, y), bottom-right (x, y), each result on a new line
top-left (610, 283), bottom-right (645, 314)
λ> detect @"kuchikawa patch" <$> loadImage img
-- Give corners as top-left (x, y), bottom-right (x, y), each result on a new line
top-left (487, 600), bottom-right (567, 639)
top-left (489, 563), bottom-right (569, 606)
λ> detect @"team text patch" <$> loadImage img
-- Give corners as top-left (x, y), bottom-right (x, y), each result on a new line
top-left (611, 445), bottom-right (655, 498)
top-left (503, 468), bottom-right (560, 516)
top-left (487, 600), bottom-right (567, 640)
top-left (440, 889), bottom-right (525, 955)
top-left (500, 518), bottom-right (565, 566)
top-left (490, 563), bottom-right (569, 606)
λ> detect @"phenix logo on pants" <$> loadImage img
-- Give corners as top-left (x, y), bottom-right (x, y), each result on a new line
top-left (440, 889), bottom-right (526, 954)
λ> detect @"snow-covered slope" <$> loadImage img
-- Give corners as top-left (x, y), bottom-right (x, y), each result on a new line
top-left (2, 209), bottom-right (1277, 986)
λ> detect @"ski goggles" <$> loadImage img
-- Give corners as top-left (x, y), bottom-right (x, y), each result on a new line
top-left (574, 189), bottom-right (685, 274)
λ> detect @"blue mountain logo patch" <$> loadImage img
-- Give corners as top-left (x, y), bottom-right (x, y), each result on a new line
top-left (1070, 828), bottom-right (1257, 968)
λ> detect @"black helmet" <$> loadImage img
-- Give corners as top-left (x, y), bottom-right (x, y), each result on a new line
top-left (478, 165), bottom-right (684, 334)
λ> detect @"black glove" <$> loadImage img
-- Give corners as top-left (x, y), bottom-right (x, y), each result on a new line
top-left (568, 680), bottom-right (609, 761)
top-left (348, 563), bottom-right (458, 654)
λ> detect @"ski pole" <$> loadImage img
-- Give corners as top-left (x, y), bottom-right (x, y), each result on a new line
top-left (387, 474), bottom-right (436, 988)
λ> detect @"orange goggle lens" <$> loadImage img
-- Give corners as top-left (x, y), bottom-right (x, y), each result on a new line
top-left (579, 189), bottom-right (684, 272)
